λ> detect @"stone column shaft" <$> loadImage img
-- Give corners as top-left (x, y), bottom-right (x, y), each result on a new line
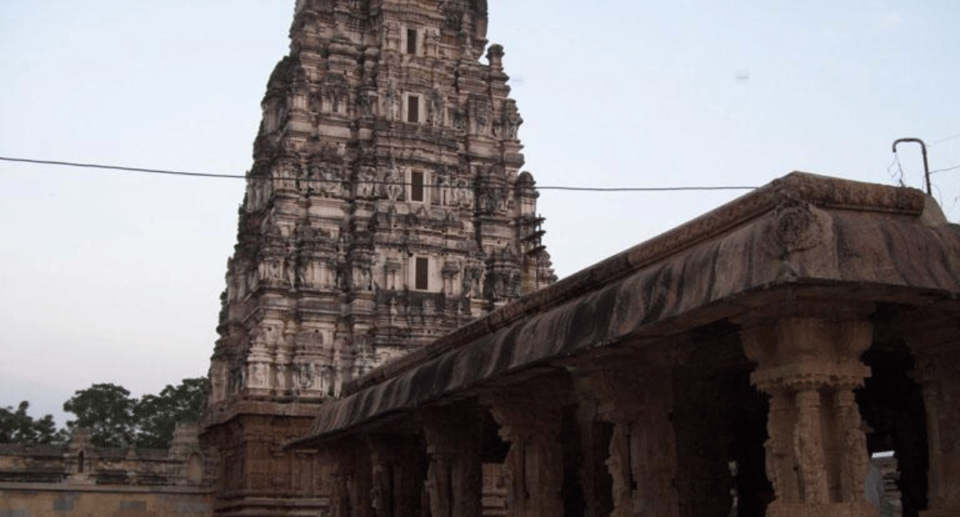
top-left (589, 362), bottom-right (680, 517)
top-left (328, 441), bottom-right (373, 517)
top-left (485, 384), bottom-right (565, 517)
top-left (367, 435), bottom-right (425, 517)
top-left (420, 405), bottom-right (482, 517)
top-left (742, 310), bottom-right (877, 517)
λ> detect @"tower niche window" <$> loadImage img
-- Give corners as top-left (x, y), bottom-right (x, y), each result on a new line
top-left (407, 95), bottom-right (420, 123)
top-left (410, 170), bottom-right (425, 202)
top-left (415, 257), bottom-right (429, 290)
top-left (406, 28), bottom-right (418, 55)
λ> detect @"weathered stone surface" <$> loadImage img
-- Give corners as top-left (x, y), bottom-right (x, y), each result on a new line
top-left (297, 174), bottom-right (956, 440)
top-left (0, 426), bottom-right (214, 517)
top-left (206, 0), bottom-right (553, 417)
top-left (291, 172), bottom-right (960, 517)
top-left (0, 426), bottom-right (212, 488)
top-left (201, 1), bottom-right (553, 515)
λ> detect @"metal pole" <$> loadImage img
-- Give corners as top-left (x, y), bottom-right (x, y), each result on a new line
top-left (892, 138), bottom-right (931, 196)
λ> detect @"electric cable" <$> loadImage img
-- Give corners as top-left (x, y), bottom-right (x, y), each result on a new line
top-left (0, 156), bottom-right (758, 192)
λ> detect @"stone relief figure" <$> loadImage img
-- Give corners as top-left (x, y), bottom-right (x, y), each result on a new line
top-left (309, 92), bottom-right (322, 113)
top-left (456, 178), bottom-right (473, 208)
top-left (260, 258), bottom-right (284, 284)
top-left (285, 253), bottom-right (298, 289)
top-left (839, 396), bottom-right (869, 502)
top-left (505, 270), bottom-right (521, 297)
top-left (230, 367), bottom-right (245, 394)
top-left (478, 186), bottom-right (505, 214)
top-left (461, 266), bottom-right (484, 298)
top-left (296, 363), bottom-right (316, 389)
top-left (320, 365), bottom-right (334, 396)
top-left (429, 87), bottom-right (444, 127)
top-left (295, 256), bottom-right (309, 287)
top-left (386, 81), bottom-right (400, 122)
top-left (317, 166), bottom-right (344, 197)
top-left (358, 91), bottom-right (375, 116)
top-left (354, 263), bottom-right (372, 291)
top-left (250, 363), bottom-right (269, 388)
top-left (472, 98), bottom-right (489, 134)
top-left (385, 160), bottom-right (404, 201)
top-left (452, 106), bottom-right (466, 131)
top-left (793, 392), bottom-right (827, 504)
top-left (274, 364), bottom-right (289, 392)
top-left (438, 176), bottom-right (452, 207)
top-left (357, 167), bottom-right (378, 199)
top-left (503, 109), bottom-right (521, 140)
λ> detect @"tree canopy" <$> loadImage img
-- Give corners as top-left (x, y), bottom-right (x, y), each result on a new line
top-left (61, 377), bottom-right (207, 449)
top-left (0, 401), bottom-right (67, 445)
top-left (0, 377), bottom-right (208, 449)
top-left (63, 383), bottom-right (137, 448)
top-left (133, 377), bottom-right (208, 449)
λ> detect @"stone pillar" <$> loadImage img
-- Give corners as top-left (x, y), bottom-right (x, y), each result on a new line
top-left (484, 382), bottom-right (565, 517)
top-left (901, 314), bottom-right (960, 517)
top-left (367, 434), bottom-right (426, 517)
top-left (572, 398), bottom-right (613, 517)
top-left (741, 307), bottom-right (877, 517)
top-left (420, 404), bottom-right (483, 517)
top-left (328, 439), bottom-right (373, 517)
top-left (584, 356), bottom-right (681, 517)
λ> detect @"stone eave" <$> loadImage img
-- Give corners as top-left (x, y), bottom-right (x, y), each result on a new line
top-left (289, 172), bottom-right (960, 449)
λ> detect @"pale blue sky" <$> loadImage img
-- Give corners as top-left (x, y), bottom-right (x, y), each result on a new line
top-left (1, 1), bottom-right (958, 425)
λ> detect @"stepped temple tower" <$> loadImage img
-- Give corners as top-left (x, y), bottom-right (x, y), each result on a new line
top-left (201, 0), bottom-right (553, 514)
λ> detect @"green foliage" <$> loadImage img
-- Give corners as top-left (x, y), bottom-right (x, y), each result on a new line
top-left (63, 383), bottom-right (136, 448)
top-left (133, 378), bottom-right (207, 449)
top-left (0, 401), bottom-right (68, 445)
top-left (62, 377), bottom-right (208, 449)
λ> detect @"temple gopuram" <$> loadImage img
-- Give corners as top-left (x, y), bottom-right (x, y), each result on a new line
top-left (201, 0), bottom-right (554, 515)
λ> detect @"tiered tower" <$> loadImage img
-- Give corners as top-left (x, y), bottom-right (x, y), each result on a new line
top-left (202, 0), bottom-right (553, 514)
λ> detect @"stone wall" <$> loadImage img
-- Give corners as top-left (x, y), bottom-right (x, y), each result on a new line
top-left (0, 426), bottom-right (214, 517)
top-left (0, 485), bottom-right (211, 517)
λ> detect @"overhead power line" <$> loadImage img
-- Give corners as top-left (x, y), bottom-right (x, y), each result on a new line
top-left (0, 156), bottom-right (243, 179)
top-left (930, 132), bottom-right (960, 147)
top-left (0, 155), bottom-right (758, 193)
top-left (931, 164), bottom-right (960, 175)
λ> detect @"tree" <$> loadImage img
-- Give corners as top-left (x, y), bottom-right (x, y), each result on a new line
top-left (63, 383), bottom-right (136, 448)
top-left (133, 377), bottom-right (207, 449)
top-left (0, 401), bottom-right (67, 444)
top-left (61, 377), bottom-right (209, 449)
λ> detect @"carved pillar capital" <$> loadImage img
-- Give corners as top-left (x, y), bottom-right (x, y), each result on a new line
top-left (739, 306), bottom-right (877, 517)
top-left (741, 313), bottom-right (873, 393)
